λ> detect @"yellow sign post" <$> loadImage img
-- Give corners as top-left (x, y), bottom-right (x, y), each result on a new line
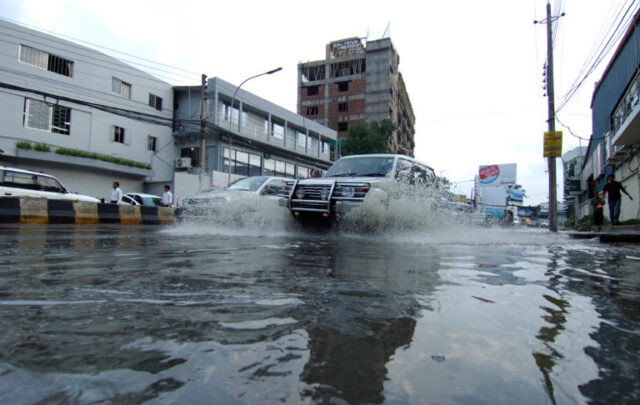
top-left (544, 131), bottom-right (562, 158)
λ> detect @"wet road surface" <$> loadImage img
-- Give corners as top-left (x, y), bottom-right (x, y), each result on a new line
top-left (0, 222), bottom-right (639, 404)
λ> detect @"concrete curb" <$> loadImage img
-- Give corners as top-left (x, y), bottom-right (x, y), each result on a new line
top-left (0, 197), bottom-right (175, 225)
top-left (567, 230), bottom-right (640, 243)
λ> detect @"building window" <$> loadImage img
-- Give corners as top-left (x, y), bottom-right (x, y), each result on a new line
top-left (275, 160), bottom-right (286, 177)
top-left (297, 132), bottom-right (307, 151)
top-left (272, 122), bottom-right (285, 140)
top-left (23, 98), bottom-right (71, 135)
top-left (306, 85), bottom-right (319, 96)
top-left (181, 147), bottom-right (200, 168)
top-left (249, 153), bottom-right (261, 176)
top-left (338, 102), bottom-right (348, 112)
top-left (51, 104), bottom-right (71, 134)
top-left (285, 162), bottom-right (295, 178)
top-left (297, 166), bottom-right (309, 179)
top-left (149, 94), bottom-right (163, 110)
top-left (113, 126), bottom-right (126, 144)
top-left (264, 158), bottom-right (275, 176)
top-left (307, 106), bottom-right (318, 116)
top-left (148, 135), bottom-right (157, 152)
top-left (112, 77), bottom-right (131, 99)
top-left (19, 45), bottom-right (73, 77)
top-left (322, 141), bottom-right (330, 154)
top-left (338, 81), bottom-right (349, 92)
top-left (338, 122), bottom-right (348, 132)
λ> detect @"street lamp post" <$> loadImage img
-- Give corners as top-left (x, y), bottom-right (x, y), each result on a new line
top-left (227, 67), bottom-right (283, 185)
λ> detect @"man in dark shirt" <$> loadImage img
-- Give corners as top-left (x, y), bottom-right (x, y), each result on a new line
top-left (602, 174), bottom-right (633, 225)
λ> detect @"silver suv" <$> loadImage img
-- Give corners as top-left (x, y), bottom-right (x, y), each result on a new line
top-left (285, 154), bottom-right (437, 220)
top-left (0, 167), bottom-right (100, 203)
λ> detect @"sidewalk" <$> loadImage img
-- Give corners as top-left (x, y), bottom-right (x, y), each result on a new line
top-left (567, 223), bottom-right (640, 243)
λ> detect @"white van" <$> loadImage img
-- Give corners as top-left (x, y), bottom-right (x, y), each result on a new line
top-left (0, 167), bottom-right (100, 203)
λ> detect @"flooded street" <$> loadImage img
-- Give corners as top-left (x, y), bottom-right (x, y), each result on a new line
top-left (0, 221), bottom-right (639, 404)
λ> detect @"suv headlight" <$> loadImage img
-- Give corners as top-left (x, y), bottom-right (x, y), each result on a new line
top-left (335, 184), bottom-right (370, 198)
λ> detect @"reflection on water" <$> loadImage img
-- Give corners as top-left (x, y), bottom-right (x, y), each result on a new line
top-left (0, 223), bottom-right (638, 404)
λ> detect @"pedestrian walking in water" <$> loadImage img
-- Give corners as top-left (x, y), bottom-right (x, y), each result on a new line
top-left (601, 174), bottom-right (633, 225)
top-left (162, 185), bottom-right (173, 207)
top-left (110, 181), bottom-right (123, 205)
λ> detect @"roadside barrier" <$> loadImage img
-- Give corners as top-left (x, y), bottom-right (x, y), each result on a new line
top-left (0, 197), bottom-right (176, 225)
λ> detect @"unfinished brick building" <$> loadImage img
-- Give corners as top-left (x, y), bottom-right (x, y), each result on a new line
top-left (297, 37), bottom-right (416, 156)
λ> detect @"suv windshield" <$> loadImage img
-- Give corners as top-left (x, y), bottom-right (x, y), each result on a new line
top-left (324, 157), bottom-right (395, 178)
top-left (228, 176), bottom-right (268, 192)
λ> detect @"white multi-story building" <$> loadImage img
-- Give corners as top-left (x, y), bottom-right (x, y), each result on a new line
top-left (0, 19), bottom-right (175, 200)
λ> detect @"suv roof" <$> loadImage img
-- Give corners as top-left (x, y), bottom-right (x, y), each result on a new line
top-left (0, 166), bottom-right (54, 177)
top-left (336, 154), bottom-right (434, 168)
top-left (125, 192), bottom-right (162, 198)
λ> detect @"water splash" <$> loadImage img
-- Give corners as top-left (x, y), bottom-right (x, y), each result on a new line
top-left (169, 180), bottom-right (569, 247)
top-left (338, 180), bottom-right (475, 233)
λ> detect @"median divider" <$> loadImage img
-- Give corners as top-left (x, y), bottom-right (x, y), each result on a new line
top-left (20, 198), bottom-right (49, 224)
top-left (0, 197), bottom-right (20, 223)
top-left (0, 197), bottom-right (176, 225)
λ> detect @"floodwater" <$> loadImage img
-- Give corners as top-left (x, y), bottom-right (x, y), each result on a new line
top-left (0, 202), bottom-right (639, 404)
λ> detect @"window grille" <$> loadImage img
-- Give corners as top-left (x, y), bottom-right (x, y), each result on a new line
top-left (24, 98), bottom-right (71, 135)
top-left (19, 45), bottom-right (73, 77)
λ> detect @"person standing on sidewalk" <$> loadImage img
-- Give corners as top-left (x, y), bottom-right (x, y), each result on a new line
top-left (110, 181), bottom-right (123, 205)
top-left (602, 174), bottom-right (633, 225)
top-left (162, 185), bottom-right (173, 207)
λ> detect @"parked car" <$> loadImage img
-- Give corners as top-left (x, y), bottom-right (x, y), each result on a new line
top-left (284, 154), bottom-right (437, 221)
top-left (178, 176), bottom-right (292, 217)
top-left (0, 167), bottom-right (100, 203)
top-left (121, 192), bottom-right (164, 207)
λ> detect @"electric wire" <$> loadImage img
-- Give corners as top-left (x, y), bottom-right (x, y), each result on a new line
top-left (0, 81), bottom-right (173, 127)
top-left (0, 31), bottom-right (192, 90)
top-left (556, 0), bottom-right (639, 113)
top-left (0, 65), bottom-right (173, 114)
top-left (0, 17), bottom-right (200, 84)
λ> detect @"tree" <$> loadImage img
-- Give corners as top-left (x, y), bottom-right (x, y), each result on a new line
top-left (340, 119), bottom-right (396, 156)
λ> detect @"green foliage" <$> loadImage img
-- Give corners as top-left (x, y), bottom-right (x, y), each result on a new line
top-left (341, 119), bottom-right (396, 156)
top-left (578, 214), bottom-right (610, 227)
top-left (55, 148), bottom-right (151, 170)
top-left (33, 143), bottom-right (51, 152)
top-left (16, 141), bottom-right (32, 150)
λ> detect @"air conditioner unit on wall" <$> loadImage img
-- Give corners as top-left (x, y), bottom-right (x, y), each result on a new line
top-left (175, 157), bottom-right (192, 169)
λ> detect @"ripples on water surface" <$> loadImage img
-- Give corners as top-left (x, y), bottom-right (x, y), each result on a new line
top-left (0, 213), bottom-right (639, 404)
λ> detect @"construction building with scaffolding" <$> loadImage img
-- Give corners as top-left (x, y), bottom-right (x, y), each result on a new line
top-left (297, 37), bottom-right (416, 156)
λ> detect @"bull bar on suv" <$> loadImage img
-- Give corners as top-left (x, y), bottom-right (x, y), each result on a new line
top-left (282, 154), bottom-right (436, 220)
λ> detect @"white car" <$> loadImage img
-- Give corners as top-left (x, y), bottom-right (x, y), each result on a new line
top-left (121, 192), bottom-right (164, 207)
top-left (178, 176), bottom-right (292, 216)
top-left (285, 154), bottom-right (437, 220)
top-left (0, 167), bottom-right (100, 203)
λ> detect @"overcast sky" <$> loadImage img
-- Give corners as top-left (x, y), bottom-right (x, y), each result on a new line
top-left (1, 0), bottom-right (635, 205)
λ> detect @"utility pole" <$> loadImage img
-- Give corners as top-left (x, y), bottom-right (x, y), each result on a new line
top-left (199, 74), bottom-right (207, 189)
top-left (536, 3), bottom-right (564, 232)
top-left (546, 2), bottom-right (558, 232)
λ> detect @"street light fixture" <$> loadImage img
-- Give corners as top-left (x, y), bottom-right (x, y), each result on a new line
top-left (227, 67), bottom-right (283, 185)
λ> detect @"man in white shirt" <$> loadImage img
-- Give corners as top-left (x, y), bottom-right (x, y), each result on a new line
top-left (162, 185), bottom-right (173, 207)
top-left (110, 181), bottom-right (123, 204)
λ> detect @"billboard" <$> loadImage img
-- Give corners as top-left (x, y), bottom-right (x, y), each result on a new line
top-left (508, 188), bottom-right (524, 203)
top-left (478, 163), bottom-right (517, 186)
top-left (475, 163), bottom-right (519, 216)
